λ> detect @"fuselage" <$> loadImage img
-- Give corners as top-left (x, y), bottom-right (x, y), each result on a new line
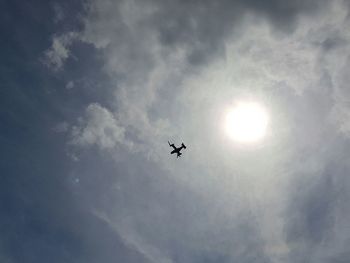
top-left (171, 145), bottom-right (185, 155)
top-left (168, 141), bottom-right (186, 157)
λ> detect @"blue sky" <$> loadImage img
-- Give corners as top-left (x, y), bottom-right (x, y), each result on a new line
top-left (2, 0), bottom-right (350, 262)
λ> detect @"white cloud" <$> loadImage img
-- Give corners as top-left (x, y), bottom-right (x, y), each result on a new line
top-left (71, 103), bottom-right (134, 150)
top-left (62, 0), bottom-right (350, 262)
top-left (42, 32), bottom-right (77, 71)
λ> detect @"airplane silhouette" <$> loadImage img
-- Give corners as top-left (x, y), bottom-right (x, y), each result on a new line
top-left (168, 141), bottom-right (187, 158)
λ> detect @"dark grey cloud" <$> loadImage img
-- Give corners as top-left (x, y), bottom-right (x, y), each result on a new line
top-left (285, 174), bottom-right (336, 244)
top-left (266, 86), bottom-right (350, 263)
top-left (321, 36), bottom-right (347, 51)
top-left (283, 143), bottom-right (350, 263)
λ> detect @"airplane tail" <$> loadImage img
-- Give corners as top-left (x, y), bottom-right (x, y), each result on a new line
top-left (181, 143), bottom-right (186, 149)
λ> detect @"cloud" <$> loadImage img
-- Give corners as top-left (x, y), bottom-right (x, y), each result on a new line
top-left (78, 0), bottom-right (328, 71)
top-left (47, 0), bottom-right (350, 262)
top-left (46, 0), bottom-right (336, 151)
top-left (52, 3), bottom-right (64, 23)
top-left (92, 210), bottom-right (174, 263)
top-left (52, 121), bottom-right (69, 133)
top-left (65, 81), bottom-right (74, 90)
top-left (280, 137), bottom-right (350, 263)
top-left (70, 103), bottom-right (134, 150)
top-left (68, 0), bottom-right (336, 154)
top-left (42, 32), bottom-right (77, 71)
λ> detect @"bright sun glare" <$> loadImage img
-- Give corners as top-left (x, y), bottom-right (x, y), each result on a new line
top-left (225, 101), bottom-right (269, 143)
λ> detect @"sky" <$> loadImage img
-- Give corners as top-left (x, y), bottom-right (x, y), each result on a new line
top-left (2, 0), bottom-right (350, 262)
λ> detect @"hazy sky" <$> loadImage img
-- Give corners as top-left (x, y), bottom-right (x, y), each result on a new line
top-left (2, 0), bottom-right (350, 262)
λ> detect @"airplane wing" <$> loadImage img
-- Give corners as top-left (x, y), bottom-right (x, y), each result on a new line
top-left (168, 141), bottom-right (176, 150)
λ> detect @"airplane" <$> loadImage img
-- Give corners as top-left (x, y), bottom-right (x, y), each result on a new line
top-left (168, 141), bottom-right (187, 158)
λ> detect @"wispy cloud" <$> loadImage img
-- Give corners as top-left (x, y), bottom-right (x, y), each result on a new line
top-left (70, 103), bottom-right (134, 150)
top-left (40, 0), bottom-right (350, 262)
top-left (42, 32), bottom-right (77, 71)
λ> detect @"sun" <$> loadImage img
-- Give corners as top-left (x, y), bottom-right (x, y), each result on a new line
top-left (225, 101), bottom-right (269, 143)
